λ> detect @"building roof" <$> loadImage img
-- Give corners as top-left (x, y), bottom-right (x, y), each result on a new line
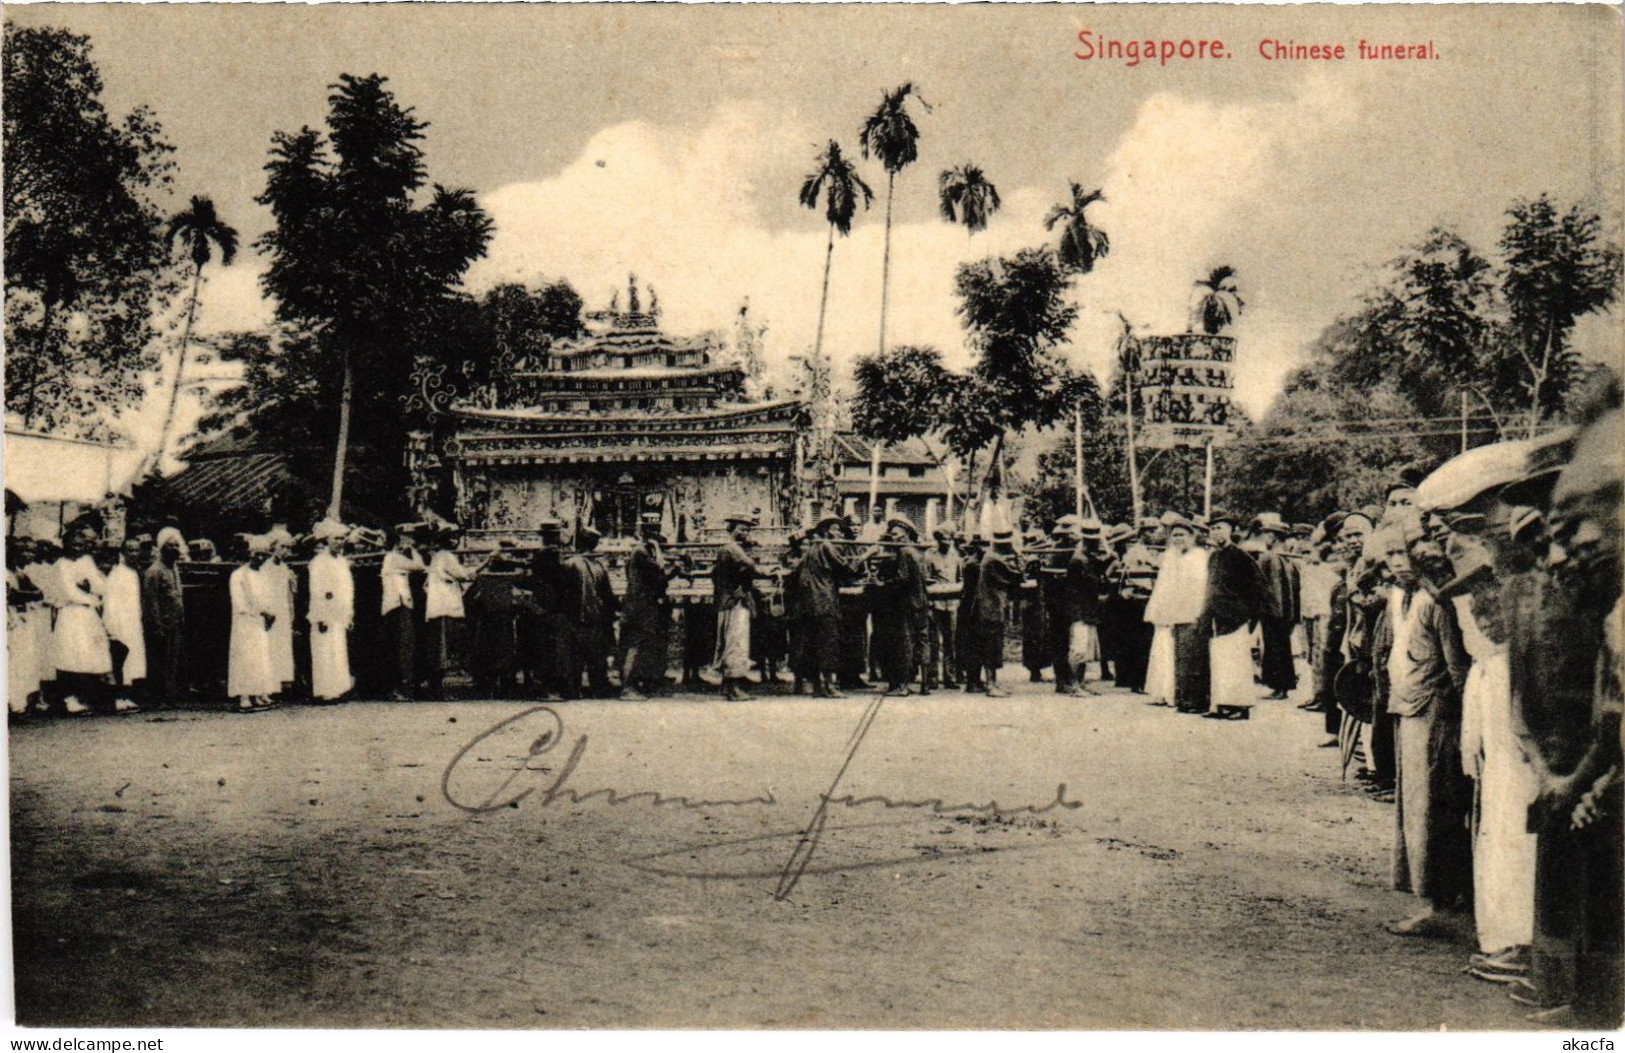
top-left (510, 362), bottom-right (741, 384)
top-left (451, 398), bottom-right (802, 430)
top-left (832, 433), bottom-right (944, 468)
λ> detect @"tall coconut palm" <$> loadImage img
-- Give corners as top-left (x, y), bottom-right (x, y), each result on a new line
top-left (1191, 264), bottom-right (1244, 334)
top-left (798, 140), bottom-right (873, 362)
top-left (1043, 183), bottom-right (1110, 276)
top-left (859, 82), bottom-right (928, 355)
top-left (938, 164), bottom-right (1002, 235)
top-left (160, 195), bottom-right (239, 468)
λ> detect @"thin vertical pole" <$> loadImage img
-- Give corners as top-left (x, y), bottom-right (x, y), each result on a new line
top-left (1202, 438), bottom-right (1215, 521)
top-left (1124, 362), bottom-right (1142, 525)
top-left (1074, 407), bottom-right (1085, 518)
top-left (1460, 391), bottom-right (1469, 453)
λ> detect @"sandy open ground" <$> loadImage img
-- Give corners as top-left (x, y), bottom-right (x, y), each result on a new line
top-left (9, 672), bottom-right (1544, 1030)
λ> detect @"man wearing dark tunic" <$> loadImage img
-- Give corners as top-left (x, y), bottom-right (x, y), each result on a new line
top-left (523, 519), bottom-right (572, 700)
top-left (618, 514), bottom-right (679, 700)
top-left (971, 531), bottom-right (1026, 697)
top-left (1202, 512), bottom-right (1270, 716)
top-left (957, 537), bottom-right (986, 692)
top-left (141, 527), bottom-right (188, 707)
top-left (563, 526), bottom-right (617, 698)
top-left (872, 517), bottom-right (928, 696)
top-left (1252, 512), bottom-right (1301, 699)
top-left (1111, 519), bottom-right (1161, 692)
top-left (794, 516), bottom-right (868, 697)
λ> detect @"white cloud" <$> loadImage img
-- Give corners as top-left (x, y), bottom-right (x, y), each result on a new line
top-left (468, 79), bottom-right (1364, 418)
top-left (190, 78), bottom-right (1368, 423)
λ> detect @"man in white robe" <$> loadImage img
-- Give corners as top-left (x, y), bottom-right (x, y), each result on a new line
top-left (262, 527), bottom-right (297, 692)
top-left (306, 519), bottom-right (355, 702)
top-left (52, 529), bottom-right (112, 715)
top-left (1143, 513), bottom-right (1207, 707)
top-left (101, 539), bottom-right (146, 713)
top-left (228, 535), bottom-right (278, 711)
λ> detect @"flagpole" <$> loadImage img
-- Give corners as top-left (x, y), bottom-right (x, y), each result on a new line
top-left (1073, 406), bottom-right (1085, 518)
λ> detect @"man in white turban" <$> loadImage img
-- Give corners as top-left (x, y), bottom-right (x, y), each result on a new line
top-left (228, 534), bottom-right (278, 711)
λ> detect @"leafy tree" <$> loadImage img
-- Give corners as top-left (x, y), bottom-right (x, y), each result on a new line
top-left (1191, 265), bottom-right (1243, 335)
top-left (1500, 194), bottom-right (1623, 435)
top-left (1043, 183), bottom-right (1110, 276)
top-left (852, 247), bottom-right (1100, 513)
top-left (155, 195), bottom-right (238, 467)
top-left (859, 83), bottom-right (928, 354)
top-left (256, 73), bottom-right (493, 516)
top-left (938, 164), bottom-right (1001, 235)
top-left (851, 344), bottom-right (956, 444)
top-left (479, 279), bottom-right (584, 373)
top-left (3, 24), bottom-right (179, 435)
top-left (798, 140), bottom-right (873, 363)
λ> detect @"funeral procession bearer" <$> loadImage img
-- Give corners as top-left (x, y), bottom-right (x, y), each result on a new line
top-left (793, 514), bottom-right (871, 698)
top-left (871, 516), bottom-right (929, 696)
top-left (712, 512), bottom-right (777, 701)
top-left (619, 512), bottom-right (683, 701)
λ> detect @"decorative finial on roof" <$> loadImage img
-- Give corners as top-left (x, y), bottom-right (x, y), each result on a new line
top-left (628, 273), bottom-right (640, 315)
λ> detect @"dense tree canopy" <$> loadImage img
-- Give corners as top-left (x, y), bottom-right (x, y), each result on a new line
top-left (252, 72), bottom-right (493, 514)
top-left (3, 24), bottom-right (180, 436)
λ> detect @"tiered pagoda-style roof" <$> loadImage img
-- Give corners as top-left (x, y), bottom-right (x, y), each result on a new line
top-left (449, 276), bottom-right (804, 468)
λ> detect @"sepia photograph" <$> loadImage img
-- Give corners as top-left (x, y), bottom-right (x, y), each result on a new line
top-left (3, 1), bottom-right (1623, 1040)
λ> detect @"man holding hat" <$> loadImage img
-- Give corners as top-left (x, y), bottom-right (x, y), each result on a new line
top-left (871, 516), bottom-right (928, 696)
top-left (307, 518), bottom-right (355, 702)
top-left (1251, 512), bottom-right (1301, 700)
top-left (713, 512), bottom-right (774, 701)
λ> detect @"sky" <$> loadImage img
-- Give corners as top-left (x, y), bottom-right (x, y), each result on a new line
top-left (6, 2), bottom-right (1623, 450)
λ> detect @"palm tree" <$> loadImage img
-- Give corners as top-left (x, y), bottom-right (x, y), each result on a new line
top-left (938, 164), bottom-right (1001, 235)
top-left (1043, 183), bottom-right (1110, 276)
top-left (859, 82), bottom-right (928, 355)
top-left (160, 195), bottom-right (239, 469)
top-left (798, 140), bottom-right (873, 362)
top-left (1191, 265), bottom-right (1244, 334)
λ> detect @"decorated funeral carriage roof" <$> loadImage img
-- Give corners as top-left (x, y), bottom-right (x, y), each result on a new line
top-left (450, 398), bottom-right (803, 429)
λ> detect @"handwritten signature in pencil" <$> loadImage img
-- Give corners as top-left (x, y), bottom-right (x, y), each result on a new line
top-left (439, 704), bottom-right (1080, 821)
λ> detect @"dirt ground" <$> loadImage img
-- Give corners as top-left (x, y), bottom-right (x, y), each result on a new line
top-left (8, 666), bottom-right (1549, 1031)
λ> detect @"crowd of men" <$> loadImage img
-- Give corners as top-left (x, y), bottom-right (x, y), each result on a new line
top-left (6, 389), bottom-right (1619, 1026)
